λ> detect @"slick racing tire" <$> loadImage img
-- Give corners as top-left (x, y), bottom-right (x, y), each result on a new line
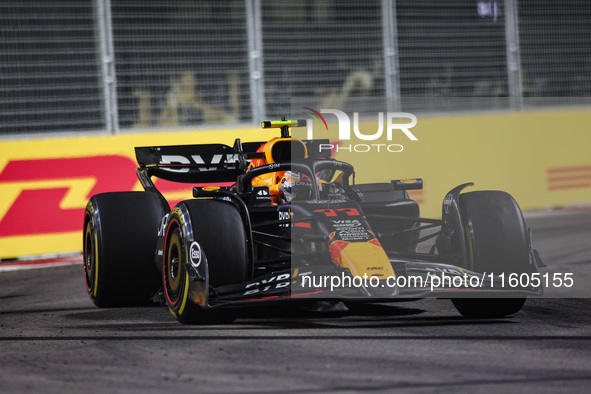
top-left (452, 191), bottom-right (529, 318)
top-left (83, 192), bottom-right (164, 307)
top-left (163, 199), bottom-right (248, 324)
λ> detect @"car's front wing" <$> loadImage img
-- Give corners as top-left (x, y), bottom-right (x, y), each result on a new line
top-left (199, 259), bottom-right (543, 309)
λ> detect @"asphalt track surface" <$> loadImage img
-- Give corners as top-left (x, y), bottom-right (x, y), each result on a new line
top-left (1, 210), bottom-right (591, 393)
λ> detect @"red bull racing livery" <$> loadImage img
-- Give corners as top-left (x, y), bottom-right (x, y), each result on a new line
top-left (83, 120), bottom-right (544, 324)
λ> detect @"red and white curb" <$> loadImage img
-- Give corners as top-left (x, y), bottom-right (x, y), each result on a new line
top-left (0, 255), bottom-right (81, 272)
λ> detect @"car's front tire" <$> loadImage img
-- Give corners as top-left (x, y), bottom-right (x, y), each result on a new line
top-left (451, 191), bottom-right (530, 318)
top-left (163, 199), bottom-right (249, 324)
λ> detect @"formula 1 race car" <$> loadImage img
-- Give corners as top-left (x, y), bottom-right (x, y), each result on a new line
top-left (83, 120), bottom-right (544, 324)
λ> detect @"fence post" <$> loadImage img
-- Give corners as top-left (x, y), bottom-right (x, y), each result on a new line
top-left (382, 0), bottom-right (401, 111)
top-left (505, 0), bottom-right (523, 109)
top-left (246, 0), bottom-right (265, 122)
top-left (95, 0), bottom-right (118, 134)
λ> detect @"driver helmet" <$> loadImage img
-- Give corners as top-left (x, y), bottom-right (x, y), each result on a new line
top-left (278, 171), bottom-right (313, 203)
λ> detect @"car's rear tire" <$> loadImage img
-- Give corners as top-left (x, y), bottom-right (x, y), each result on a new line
top-left (83, 192), bottom-right (164, 307)
top-left (451, 191), bottom-right (529, 318)
top-left (163, 199), bottom-right (248, 324)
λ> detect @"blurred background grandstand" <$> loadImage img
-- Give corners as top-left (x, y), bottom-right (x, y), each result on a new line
top-left (0, 0), bottom-right (590, 136)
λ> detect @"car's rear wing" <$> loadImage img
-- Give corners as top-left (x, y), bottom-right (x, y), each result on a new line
top-left (135, 140), bottom-right (265, 183)
top-left (135, 138), bottom-right (331, 184)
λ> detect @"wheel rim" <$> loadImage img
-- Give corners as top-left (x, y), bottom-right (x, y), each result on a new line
top-left (164, 227), bottom-right (184, 306)
top-left (83, 219), bottom-right (95, 293)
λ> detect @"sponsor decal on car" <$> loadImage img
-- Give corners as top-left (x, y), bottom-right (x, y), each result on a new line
top-left (278, 209), bottom-right (292, 227)
top-left (331, 219), bottom-right (371, 242)
top-left (243, 272), bottom-right (291, 296)
top-left (253, 186), bottom-right (272, 201)
top-left (189, 241), bottom-right (202, 268)
top-left (159, 154), bottom-right (239, 173)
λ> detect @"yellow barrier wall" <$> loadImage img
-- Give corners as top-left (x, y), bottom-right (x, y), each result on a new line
top-left (1, 108), bottom-right (590, 258)
top-left (336, 107), bottom-right (591, 218)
